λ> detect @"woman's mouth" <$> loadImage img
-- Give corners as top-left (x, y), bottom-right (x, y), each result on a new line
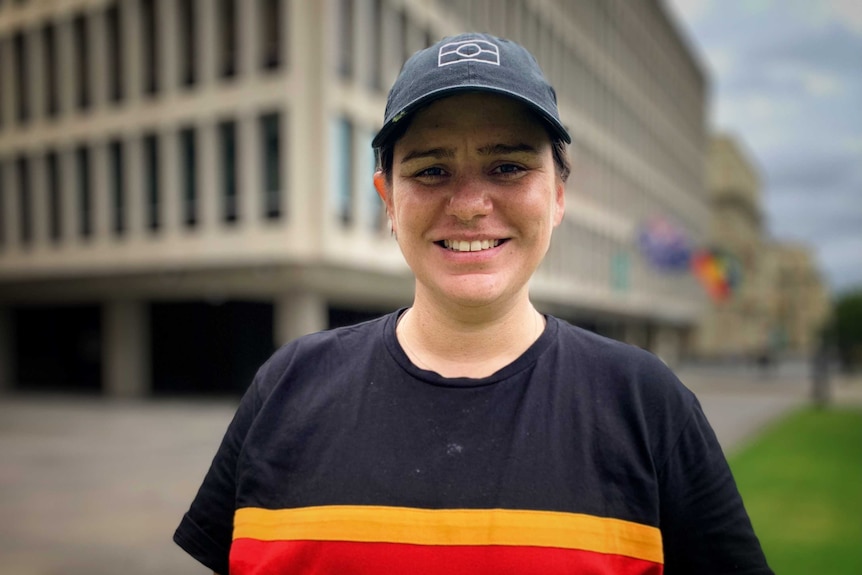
top-left (439, 239), bottom-right (505, 252)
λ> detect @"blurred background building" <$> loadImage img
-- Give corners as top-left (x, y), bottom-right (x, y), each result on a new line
top-left (692, 134), bottom-right (830, 363)
top-left (0, 0), bottom-right (748, 397)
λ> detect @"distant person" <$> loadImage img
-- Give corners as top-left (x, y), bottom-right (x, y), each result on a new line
top-left (174, 33), bottom-right (773, 574)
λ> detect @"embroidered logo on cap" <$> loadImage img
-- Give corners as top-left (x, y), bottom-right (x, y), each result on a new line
top-left (438, 38), bottom-right (500, 67)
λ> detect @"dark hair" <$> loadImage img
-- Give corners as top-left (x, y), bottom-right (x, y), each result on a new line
top-left (374, 112), bottom-right (571, 184)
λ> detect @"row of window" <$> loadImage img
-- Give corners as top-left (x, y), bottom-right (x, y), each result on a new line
top-left (0, 0), bottom-right (285, 128)
top-left (331, 116), bottom-right (387, 234)
top-left (334, 0), bottom-right (434, 94)
top-left (436, 0), bottom-right (703, 210)
top-left (0, 113), bottom-right (283, 250)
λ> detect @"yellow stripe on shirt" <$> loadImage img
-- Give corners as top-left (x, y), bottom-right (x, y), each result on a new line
top-left (233, 505), bottom-right (663, 564)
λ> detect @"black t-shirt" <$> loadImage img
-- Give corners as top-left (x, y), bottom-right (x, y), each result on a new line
top-left (174, 311), bottom-right (772, 574)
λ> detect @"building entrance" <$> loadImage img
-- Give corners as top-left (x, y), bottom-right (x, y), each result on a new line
top-left (151, 301), bottom-right (274, 396)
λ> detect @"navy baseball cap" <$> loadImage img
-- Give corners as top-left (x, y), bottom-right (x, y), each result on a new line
top-left (372, 33), bottom-right (571, 148)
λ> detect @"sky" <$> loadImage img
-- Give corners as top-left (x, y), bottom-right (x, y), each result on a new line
top-left (665, 0), bottom-right (862, 295)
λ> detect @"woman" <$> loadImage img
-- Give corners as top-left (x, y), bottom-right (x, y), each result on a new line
top-left (175, 33), bottom-right (772, 575)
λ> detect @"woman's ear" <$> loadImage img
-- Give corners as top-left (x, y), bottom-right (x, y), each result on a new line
top-left (373, 170), bottom-right (389, 205)
top-left (553, 180), bottom-right (566, 227)
top-left (373, 170), bottom-right (396, 234)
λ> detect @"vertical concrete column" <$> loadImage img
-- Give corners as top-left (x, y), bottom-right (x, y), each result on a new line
top-left (274, 292), bottom-right (327, 347)
top-left (292, 0), bottom-right (327, 241)
top-left (60, 148), bottom-right (78, 243)
top-left (90, 9), bottom-right (108, 109)
top-left (197, 0), bottom-right (216, 86)
top-left (57, 17), bottom-right (76, 116)
top-left (0, 38), bottom-right (11, 126)
top-left (125, 135), bottom-right (145, 240)
top-left (30, 153), bottom-right (49, 248)
top-left (4, 156), bottom-right (21, 251)
top-left (158, 0), bottom-right (179, 93)
top-left (0, 307), bottom-right (12, 392)
top-left (197, 121), bottom-right (219, 234)
top-left (92, 141), bottom-right (111, 243)
top-left (652, 325), bottom-right (681, 368)
top-left (159, 128), bottom-right (181, 235)
top-left (239, 114), bottom-right (260, 228)
top-left (103, 300), bottom-right (151, 398)
top-left (238, 0), bottom-right (258, 79)
top-left (122, 0), bottom-right (142, 102)
top-left (28, 28), bottom-right (45, 125)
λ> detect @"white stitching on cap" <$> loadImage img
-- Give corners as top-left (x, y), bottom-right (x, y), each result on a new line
top-left (438, 39), bottom-right (500, 67)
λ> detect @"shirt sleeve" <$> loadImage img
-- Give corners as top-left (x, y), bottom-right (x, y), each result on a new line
top-left (658, 398), bottom-right (774, 574)
top-left (173, 376), bottom-right (262, 575)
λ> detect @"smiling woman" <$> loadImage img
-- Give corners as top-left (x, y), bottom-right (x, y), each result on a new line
top-left (175, 33), bottom-right (774, 575)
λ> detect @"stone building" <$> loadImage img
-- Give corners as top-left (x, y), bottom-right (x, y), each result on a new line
top-left (0, 0), bottom-right (708, 396)
top-left (693, 134), bottom-right (830, 361)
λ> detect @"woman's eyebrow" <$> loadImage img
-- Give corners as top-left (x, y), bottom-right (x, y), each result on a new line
top-left (477, 143), bottom-right (539, 156)
top-left (399, 147), bottom-right (456, 163)
top-left (399, 143), bottom-right (540, 165)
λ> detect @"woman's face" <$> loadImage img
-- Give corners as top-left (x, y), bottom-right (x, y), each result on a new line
top-left (374, 93), bottom-right (565, 312)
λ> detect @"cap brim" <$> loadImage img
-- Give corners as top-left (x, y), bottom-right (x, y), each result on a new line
top-left (371, 85), bottom-right (571, 149)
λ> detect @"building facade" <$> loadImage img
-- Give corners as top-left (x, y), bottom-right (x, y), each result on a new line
top-left (693, 135), bottom-right (830, 361)
top-left (0, 0), bottom-right (708, 396)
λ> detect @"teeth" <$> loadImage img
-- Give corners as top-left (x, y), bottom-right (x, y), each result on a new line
top-left (443, 239), bottom-right (500, 252)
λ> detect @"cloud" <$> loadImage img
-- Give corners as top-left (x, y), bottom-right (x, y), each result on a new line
top-left (666, 0), bottom-right (862, 292)
top-left (817, 0), bottom-right (862, 33)
top-left (666, 0), bottom-right (716, 25)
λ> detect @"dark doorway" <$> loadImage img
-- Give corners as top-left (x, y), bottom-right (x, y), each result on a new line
top-left (151, 301), bottom-right (274, 396)
top-left (14, 305), bottom-right (102, 393)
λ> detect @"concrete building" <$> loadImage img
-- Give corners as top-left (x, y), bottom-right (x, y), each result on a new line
top-left (693, 135), bottom-right (830, 361)
top-left (0, 0), bottom-right (708, 396)
top-left (768, 242), bottom-right (831, 357)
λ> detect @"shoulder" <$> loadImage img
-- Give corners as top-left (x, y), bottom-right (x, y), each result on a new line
top-left (251, 312), bottom-right (393, 398)
top-left (550, 316), bottom-right (684, 385)
top-left (547, 315), bottom-right (697, 420)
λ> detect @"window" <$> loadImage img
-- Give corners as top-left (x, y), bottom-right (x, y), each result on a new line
top-left (46, 151), bottom-right (61, 242)
top-left (14, 31), bottom-right (29, 123)
top-left (74, 14), bottom-right (90, 110)
top-left (179, 127), bottom-right (197, 226)
top-left (363, 129), bottom-right (383, 232)
top-left (143, 133), bottom-right (160, 231)
top-left (260, 113), bottom-right (282, 219)
top-left (141, 0), bottom-right (158, 95)
top-left (219, 0), bottom-right (238, 79)
top-left (330, 117), bottom-right (353, 226)
top-left (17, 156), bottom-right (32, 245)
top-left (219, 121), bottom-right (238, 223)
top-left (335, 0), bottom-right (353, 80)
top-left (105, 3), bottom-right (123, 102)
top-left (260, 0), bottom-right (282, 71)
top-left (108, 140), bottom-right (124, 235)
top-left (43, 24), bottom-right (59, 116)
top-left (178, 0), bottom-right (197, 87)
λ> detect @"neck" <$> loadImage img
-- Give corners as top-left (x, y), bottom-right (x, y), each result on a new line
top-left (396, 297), bottom-right (545, 378)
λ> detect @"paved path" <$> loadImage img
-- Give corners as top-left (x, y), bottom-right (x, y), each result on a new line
top-left (1, 365), bottom-right (859, 574)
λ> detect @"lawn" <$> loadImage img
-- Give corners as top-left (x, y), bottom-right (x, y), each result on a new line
top-left (728, 406), bottom-right (862, 575)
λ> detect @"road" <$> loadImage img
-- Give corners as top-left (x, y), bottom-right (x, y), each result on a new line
top-left (0, 362), bottom-right (859, 575)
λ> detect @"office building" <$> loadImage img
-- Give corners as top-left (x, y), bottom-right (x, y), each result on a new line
top-left (0, 0), bottom-right (708, 395)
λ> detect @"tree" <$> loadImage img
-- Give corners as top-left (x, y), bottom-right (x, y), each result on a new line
top-left (831, 289), bottom-right (862, 372)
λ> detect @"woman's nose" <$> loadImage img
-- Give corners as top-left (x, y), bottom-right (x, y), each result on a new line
top-left (445, 177), bottom-right (492, 222)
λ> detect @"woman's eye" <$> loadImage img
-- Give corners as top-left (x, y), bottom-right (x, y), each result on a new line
top-left (416, 167), bottom-right (446, 178)
top-left (493, 163), bottom-right (524, 175)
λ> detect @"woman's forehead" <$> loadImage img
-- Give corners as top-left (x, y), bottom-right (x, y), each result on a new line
top-left (399, 93), bottom-right (549, 146)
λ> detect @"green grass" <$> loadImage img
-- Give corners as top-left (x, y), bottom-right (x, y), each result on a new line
top-left (728, 407), bottom-right (862, 575)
